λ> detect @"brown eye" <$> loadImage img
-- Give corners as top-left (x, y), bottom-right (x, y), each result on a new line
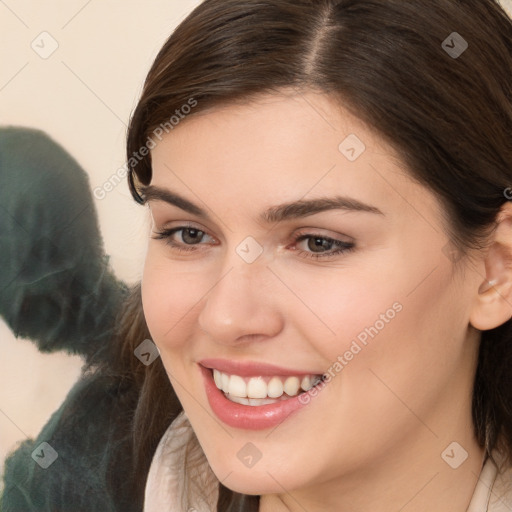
top-left (152, 225), bottom-right (217, 252)
top-left (181, 228), bottom-right (205, 244)
top-left (292, 234), bottom-right (356, 260)
top-left (307, 237), bottom-right (335, 253)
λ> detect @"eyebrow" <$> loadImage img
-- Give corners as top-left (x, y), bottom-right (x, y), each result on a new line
top-left (141, 185), bottom-right (384, 223)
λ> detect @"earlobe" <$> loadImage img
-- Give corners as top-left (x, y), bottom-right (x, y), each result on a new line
top-left (469, 202), bottom-right (512, 331)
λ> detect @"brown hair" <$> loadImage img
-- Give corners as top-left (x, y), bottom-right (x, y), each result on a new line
top-left (120, 0), bottom-right (512, 508)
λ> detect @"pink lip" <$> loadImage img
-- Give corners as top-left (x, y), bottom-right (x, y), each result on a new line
top-left (199, 358), bottom-right (321, 377)
top-left (199, 364), bottom-right (322, 430)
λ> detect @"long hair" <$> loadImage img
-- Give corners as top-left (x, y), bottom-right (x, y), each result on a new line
top-left (118, 0), bottom-right (512, 509)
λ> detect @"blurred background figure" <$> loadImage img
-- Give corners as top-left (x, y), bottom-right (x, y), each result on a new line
top-left (0, 127), bottom-right (140, 511)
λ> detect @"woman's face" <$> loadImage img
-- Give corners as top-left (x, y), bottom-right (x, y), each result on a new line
top-left (142, 91), bottom-right (484, 499)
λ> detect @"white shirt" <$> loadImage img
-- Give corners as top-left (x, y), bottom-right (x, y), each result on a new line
top-left (144, 411), bottom-right (512, 512)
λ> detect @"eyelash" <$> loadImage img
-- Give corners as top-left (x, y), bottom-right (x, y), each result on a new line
top-left (152, 225), bottom-right (356, 260)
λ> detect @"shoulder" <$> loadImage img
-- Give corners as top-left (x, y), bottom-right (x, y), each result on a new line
top-left (488, 451), bottom-right (512, 511)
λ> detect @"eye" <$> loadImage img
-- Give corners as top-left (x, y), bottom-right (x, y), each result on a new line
top-left (291, 233), bottom-right (355, 260)
top-left (152, 225), bottom-right (216, 252)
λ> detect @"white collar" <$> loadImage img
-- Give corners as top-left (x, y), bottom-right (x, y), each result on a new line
top-left (143, 411), bottom-right (219, 512)
top-left (144, 411), bottom-right (512, 512)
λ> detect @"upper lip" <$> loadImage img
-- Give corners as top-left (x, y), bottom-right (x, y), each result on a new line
top-left (199, 358), bottom-right (322, 377)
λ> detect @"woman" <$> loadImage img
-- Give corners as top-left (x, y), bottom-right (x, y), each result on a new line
top-left (128, 0), bottom-right (512, 510)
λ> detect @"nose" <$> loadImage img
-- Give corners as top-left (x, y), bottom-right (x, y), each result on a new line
top-left (197, 257), bottom-right (284, 346)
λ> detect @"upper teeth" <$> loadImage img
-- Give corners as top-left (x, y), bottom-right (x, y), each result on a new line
top-left (213, 369), bottom-right (321, 398)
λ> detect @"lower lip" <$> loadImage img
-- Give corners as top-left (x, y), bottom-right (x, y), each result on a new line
top-left (199, 365), bottom-right (320, 430)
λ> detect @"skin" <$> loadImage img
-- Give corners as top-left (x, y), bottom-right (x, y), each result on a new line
top-left (141, 90), bottom-right (512, 512)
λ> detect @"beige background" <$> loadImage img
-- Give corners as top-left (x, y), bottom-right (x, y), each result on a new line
top-left (0, 0), bottom-right (511, 492)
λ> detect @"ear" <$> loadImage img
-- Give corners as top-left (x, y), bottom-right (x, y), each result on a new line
top-left (469, 201), bottom-right (512, 331)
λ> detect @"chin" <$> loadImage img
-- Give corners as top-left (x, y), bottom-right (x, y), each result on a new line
top-left (218, 471), bottom-right (288, 496)
top-left (205, 454), bottom-right (301, 496)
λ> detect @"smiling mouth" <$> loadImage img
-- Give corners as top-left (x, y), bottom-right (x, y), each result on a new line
top-left (211, 368), bottom-right (323, 406)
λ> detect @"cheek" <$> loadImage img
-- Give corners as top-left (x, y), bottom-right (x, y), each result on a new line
top-left (330, 257), bottom-right (468, 426)
top-left (272, 257), bottom-right (401, 364)
top-left (141, 251), bottom-right (206, 348)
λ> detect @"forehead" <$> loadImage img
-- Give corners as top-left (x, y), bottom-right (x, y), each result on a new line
top-left (152, 91), bottom-right (394, 162)
top-left (148, 91), bottom-right (437, 224)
